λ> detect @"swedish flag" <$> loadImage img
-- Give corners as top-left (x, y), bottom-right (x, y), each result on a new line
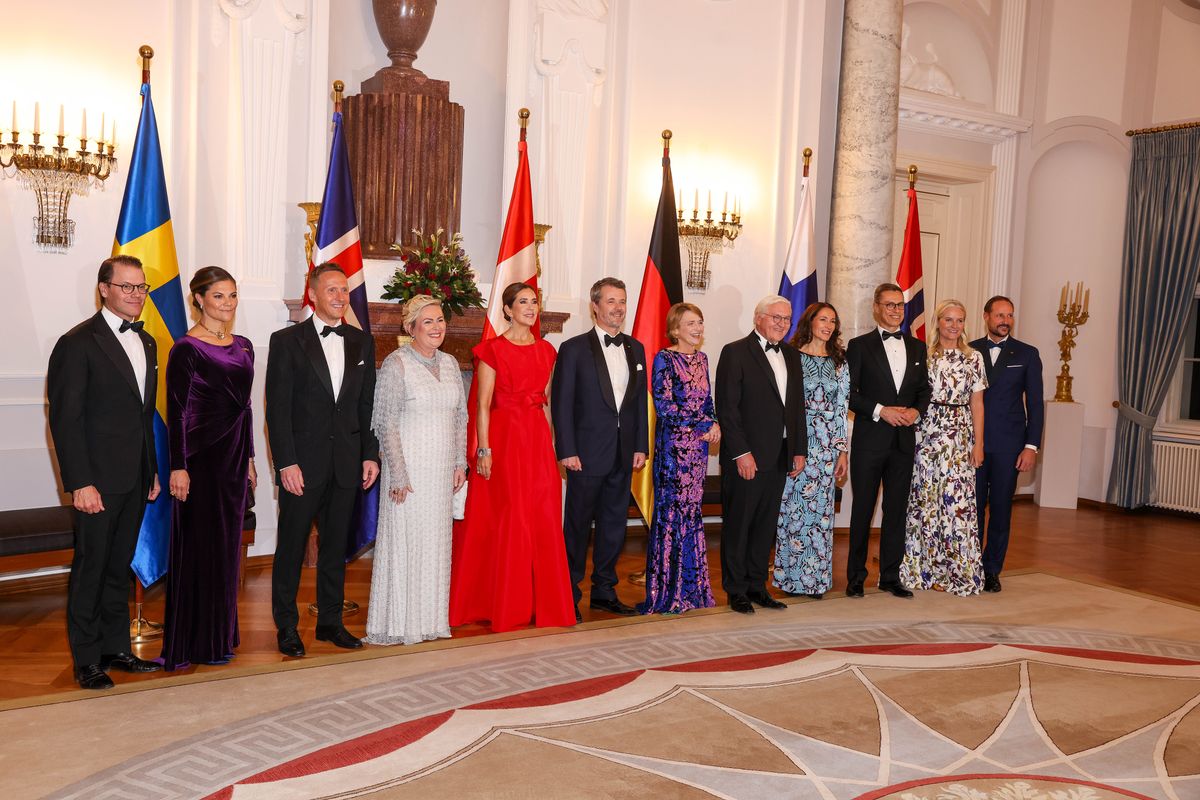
top-left (113, 80), bottom-right (186, 587)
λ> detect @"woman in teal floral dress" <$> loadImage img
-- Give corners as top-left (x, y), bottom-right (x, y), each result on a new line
top-left (901, 299), bottom-right (988, 596)
top-left (773, 303), bottom-right (849, 598)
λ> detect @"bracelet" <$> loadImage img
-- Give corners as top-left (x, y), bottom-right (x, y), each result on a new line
top-left (476, 447), bottom-right (492, 458)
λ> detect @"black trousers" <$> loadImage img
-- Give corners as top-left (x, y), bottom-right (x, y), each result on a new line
top-left (563, 455), bottom-right (632, 605)
top-left (720, 442), bottom-right (788, 597)
top-left (847, 446), bottom-right (913, 586)
top-left (67, 482), bottom-right (147, 667)
top-left (273, 479), bottom-right (357, 629)
top-left (976, 449), bottom-right (1021, 576)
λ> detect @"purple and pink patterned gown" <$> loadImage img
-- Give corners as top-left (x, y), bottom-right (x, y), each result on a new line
top-left (640, 349), bottom-right (717, 614)
top-left (160, 335), bottom-right (255, 669)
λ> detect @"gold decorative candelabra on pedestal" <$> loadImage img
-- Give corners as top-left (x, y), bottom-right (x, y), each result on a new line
top-left (1053, 281), bottom-right (1090, 403)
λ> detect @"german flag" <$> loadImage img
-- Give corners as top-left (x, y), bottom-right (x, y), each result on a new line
top-left (630, 131), bottom-right (685, 525)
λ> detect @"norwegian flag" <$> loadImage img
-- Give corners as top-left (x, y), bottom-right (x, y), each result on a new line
top-left (896, 185), bottom-right (926, 341)
top-left (313, 100), bottom-right (378, 558)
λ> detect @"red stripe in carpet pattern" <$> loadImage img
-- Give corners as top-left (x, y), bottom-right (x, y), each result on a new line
top-left (657, 649), bottom-right (816, 673)
top-left (1012, 644), bottom-right (1200, 665)
top-left (465, 670), bottom-right (644, 710)
top-left (830, 642), bottom-right (995, 656)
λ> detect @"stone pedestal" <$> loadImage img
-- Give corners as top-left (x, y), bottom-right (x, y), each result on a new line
top-left (827, 0), bottom-right (904, 337)
top-left (1035, 401), bottom-right (1084, 509)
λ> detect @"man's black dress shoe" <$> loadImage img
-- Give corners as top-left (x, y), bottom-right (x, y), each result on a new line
top-left (75, 663), bottom-right (115, 690)
top-left (315, 625), bottom-right (364, 649)
top-left (574, 606), bottom-right (583, 624)
top-left (846, 583), bottom-right (865, 598)
top-left (878, 582), bottom-right (915, 598)
top-left (748, 592), bottom-right (788, 610)
top-left (589, 598), bottom-right (637, 616)
top-left (100, 652), bottom-right (162, 673)
top-left (277, 628), bottom-right (306, 657)
top-left (729, 594), bottom-right (755, 614)
top-left (984, 574), bottom-right (1002, 593)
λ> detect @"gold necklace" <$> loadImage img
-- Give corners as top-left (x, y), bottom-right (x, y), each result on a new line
top-left (202, 323), bottom-right (227, 340)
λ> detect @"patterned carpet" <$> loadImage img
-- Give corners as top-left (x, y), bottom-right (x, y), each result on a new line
top-left (10, 573), bottom-right (1200, 799)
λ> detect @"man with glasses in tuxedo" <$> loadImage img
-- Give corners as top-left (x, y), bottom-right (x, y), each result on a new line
top-left (845, 283), bottom-right (931, 599)
top-left (715, 295), bottom-right (807, 615)
top-left (48, 255), bottom-right (164, 689)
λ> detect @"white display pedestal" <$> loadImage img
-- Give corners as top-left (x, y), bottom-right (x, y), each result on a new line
top-left (1034, 400), bottom-right (1084, 509)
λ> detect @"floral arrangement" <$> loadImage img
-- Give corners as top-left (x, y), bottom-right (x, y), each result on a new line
top-left (381, 229), bottom-right (484, 320)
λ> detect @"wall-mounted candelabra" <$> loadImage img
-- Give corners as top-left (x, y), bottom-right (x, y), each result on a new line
top-left (0, 101), bottom-right (118, 253)
top-left (1054, 281), bottom-right (1090, 403)
top-left (676, 187), bottom-right (743, 292)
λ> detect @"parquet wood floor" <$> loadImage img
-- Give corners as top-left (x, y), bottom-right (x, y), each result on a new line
top-left (0, 501), bottom-right (1195, 702)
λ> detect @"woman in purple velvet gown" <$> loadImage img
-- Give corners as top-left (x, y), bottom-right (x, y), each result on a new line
top-left (160, 267), bottom-right (256, 670)
top-left (640, 303), bottom-right (721, 615)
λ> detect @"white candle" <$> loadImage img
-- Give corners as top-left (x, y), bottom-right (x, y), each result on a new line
top-left (1083, 288), bottom-right (1090, 313)
top-left (707, 190), bottom-right (711, 213)
top-left (81, 108), bottom-right (87, 141)
top-left (693, 189), bottom-right (698, 215)
top-left (10, 101), bottom-right (15, 132)
top-left (723, 192), bottom-right (728, 213)
top-left (58, 104), bottom-right (64, 136)
top-left (99, 112), bottom-right (105, 143)
top-left (33, 102), bottom-right (39, 133)
top-left (111, 120), bottom-right (116, 147)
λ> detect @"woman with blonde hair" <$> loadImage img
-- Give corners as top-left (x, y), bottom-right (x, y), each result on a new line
top-left (900, 298), bottom-right (988, 596)
top-left (640, 302), bottom-right (720, 614)
top-left (365, 295), bottom-right (467, 644)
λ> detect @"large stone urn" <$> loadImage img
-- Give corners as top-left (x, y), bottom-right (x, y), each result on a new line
top-left (362, 0), bottom-right (440, 93)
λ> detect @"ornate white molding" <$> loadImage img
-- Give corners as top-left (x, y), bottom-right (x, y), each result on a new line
top-left (899, 89), bottom-right (1031, 143)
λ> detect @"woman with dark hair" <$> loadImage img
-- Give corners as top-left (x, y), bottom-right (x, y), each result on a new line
top-left (640, 302), bottom-right (720, 614)
top-left (449, 282), bottom-right (575, 632)
top-left (160, 266), bottom-right (256, 670)
top-left (772, 302), bottom-right (849, 599)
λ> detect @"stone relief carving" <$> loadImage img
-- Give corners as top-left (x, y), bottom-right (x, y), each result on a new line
top-left (900, 23), bottom-right (960, 99)
top-left (536, 0), bottom-right (607, 22)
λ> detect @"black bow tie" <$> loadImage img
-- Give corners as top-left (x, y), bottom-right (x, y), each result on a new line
top-left (119, 319), bottom-right (144, 334)
top-left (321, 324), bottom-right (345, 338)
top-left (987, 340), bottom-right (1004, 349)
top-left (764, 341), bottom-right (781, 353)
top-left (604, 333), bottom-right (623, 347)
top-left (881, 330), bottom-right (903, 341)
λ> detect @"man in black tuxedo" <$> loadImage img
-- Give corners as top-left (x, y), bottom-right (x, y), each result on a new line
top-left (551, 277), bottom-right (648, 622)
top-left (715, 295), bottom-right (806, 614)
top-left (266, 263), bottom-right (380, 656)
top-left (846, 283), bottom-right (931, 599)
top-left (48, 255), bottom-right (165, 689)
top-left (971, 295), bottom-right (1044, 593)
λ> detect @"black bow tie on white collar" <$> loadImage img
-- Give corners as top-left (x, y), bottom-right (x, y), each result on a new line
top-left (604, 333), bottom-right (624, 347)
top-left (321, 324), bottom-right (346, 338)
top-left (119, 319), bottom-right (144, 334)
top-left (764, 341), bottom-right (781, 353)
top-left (987, 340), bottom-right (1004, 349)
top-left (881, 330), bottom-right (903, 341)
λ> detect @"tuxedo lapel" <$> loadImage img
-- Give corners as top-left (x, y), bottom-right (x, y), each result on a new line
top-left (587, 333), bottom-right (618, 412)
top-left (993, 340), bottom-right (1016, 373)
top-left (746, 334), bottom-right (783, 405)
top-left (300, 323), bottom-right (336, 399)
top-left (138, 331), bottom-right (156, 410)
top-left (618, 338), bottom-right (638, 411)
top-left (974, 338), bottom-right (996, 383)
top-left (90, 314), bottom-right (141, 400)
top-left (866, 333), bottom-right (896, 399)
top-left (343, 332), bottom-right (362, 395)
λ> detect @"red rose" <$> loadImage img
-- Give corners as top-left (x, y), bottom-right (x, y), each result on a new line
top-left (425, 247), bottom-right (433, 254)
top-left (441, 285), bottom-right (451, 296)
top-left (420, 287), bottom-right (431, 295)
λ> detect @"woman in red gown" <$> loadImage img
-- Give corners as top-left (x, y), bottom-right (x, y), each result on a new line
top-left (450, 282), bottom-right (576, 632)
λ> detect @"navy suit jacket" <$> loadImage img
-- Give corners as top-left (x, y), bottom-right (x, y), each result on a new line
top-left (970, 336), bottom-right (1044, 453)
top-left (551, 330), bottom-right (649, 477)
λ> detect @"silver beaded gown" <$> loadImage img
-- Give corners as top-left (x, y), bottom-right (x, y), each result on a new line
top-left (365, 345), bottom-right (467, 645)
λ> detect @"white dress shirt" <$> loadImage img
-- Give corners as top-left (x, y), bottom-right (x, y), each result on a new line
top-left (873, 327), bottom-right (907, 421)
top-left (755, 332), bottom-right (788, 402)
top-left (101, 306), bottom-right (147, 400)
top-left (313, 314), bottom-right (345, 401)
top-left (986, 335), bottom-right (1008, 365)
top-left (594, 326), bottom-right (630, 411)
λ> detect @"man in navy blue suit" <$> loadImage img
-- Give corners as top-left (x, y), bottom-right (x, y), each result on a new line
top-left (971, 296), bottom-right (1044, 593)
top-left (551, 278), bottom-right (648, 622)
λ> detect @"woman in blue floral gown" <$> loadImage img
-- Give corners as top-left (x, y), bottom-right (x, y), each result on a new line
top-left (640, 303), bottom-right (721, 614)
top-left (773, 303), bottom-right (849, 598)
top-left (901, 299), bottom-right (988, 596)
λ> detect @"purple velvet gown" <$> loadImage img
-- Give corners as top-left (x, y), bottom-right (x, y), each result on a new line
top-left (160, 335), bottom-right (254, 670)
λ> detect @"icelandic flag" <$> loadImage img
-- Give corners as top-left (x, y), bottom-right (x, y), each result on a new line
top-left (313, 106), bottom-right (379, 558)
top-left (778, 174), bottom-right (817, 341)
top-left (896, 186), bottom-right (926, 341)
top-left (113, 81), bottom-right (186, 587)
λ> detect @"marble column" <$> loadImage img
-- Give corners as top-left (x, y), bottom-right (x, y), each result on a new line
top-left (827, 0), bottom-right (904, 337)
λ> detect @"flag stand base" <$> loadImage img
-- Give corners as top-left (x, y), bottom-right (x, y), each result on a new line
top-left (308, 600), bottom-right (359, 617)
top-left (130, 604), bottom-right (163, 643)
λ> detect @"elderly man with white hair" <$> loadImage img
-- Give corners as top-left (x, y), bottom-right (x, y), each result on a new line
top-left (714, 295), bottom-right (807, 615)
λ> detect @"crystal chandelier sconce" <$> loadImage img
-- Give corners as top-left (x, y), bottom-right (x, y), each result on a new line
top-left (0, 102), bottom-right (118, 253)
top-left (676, 188), bottom-right (743, 292)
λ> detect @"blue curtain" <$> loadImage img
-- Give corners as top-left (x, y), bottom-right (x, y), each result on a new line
top-left (1107, 127), bottom-right (1200, 509)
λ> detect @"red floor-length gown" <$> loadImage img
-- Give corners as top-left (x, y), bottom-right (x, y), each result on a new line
top-left (450, 336), bottom-right (575, 632)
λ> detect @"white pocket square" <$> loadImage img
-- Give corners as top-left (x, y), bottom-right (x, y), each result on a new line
top-left (1006, 364), bottom-right (1022, 368)
top-left (636, 364), bottom-right (644, 371)
top-left (357, 360), bottom-right (365, 366)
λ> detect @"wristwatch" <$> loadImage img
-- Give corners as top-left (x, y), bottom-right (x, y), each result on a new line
top-left (476, 448), bottom-right (492, 458)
